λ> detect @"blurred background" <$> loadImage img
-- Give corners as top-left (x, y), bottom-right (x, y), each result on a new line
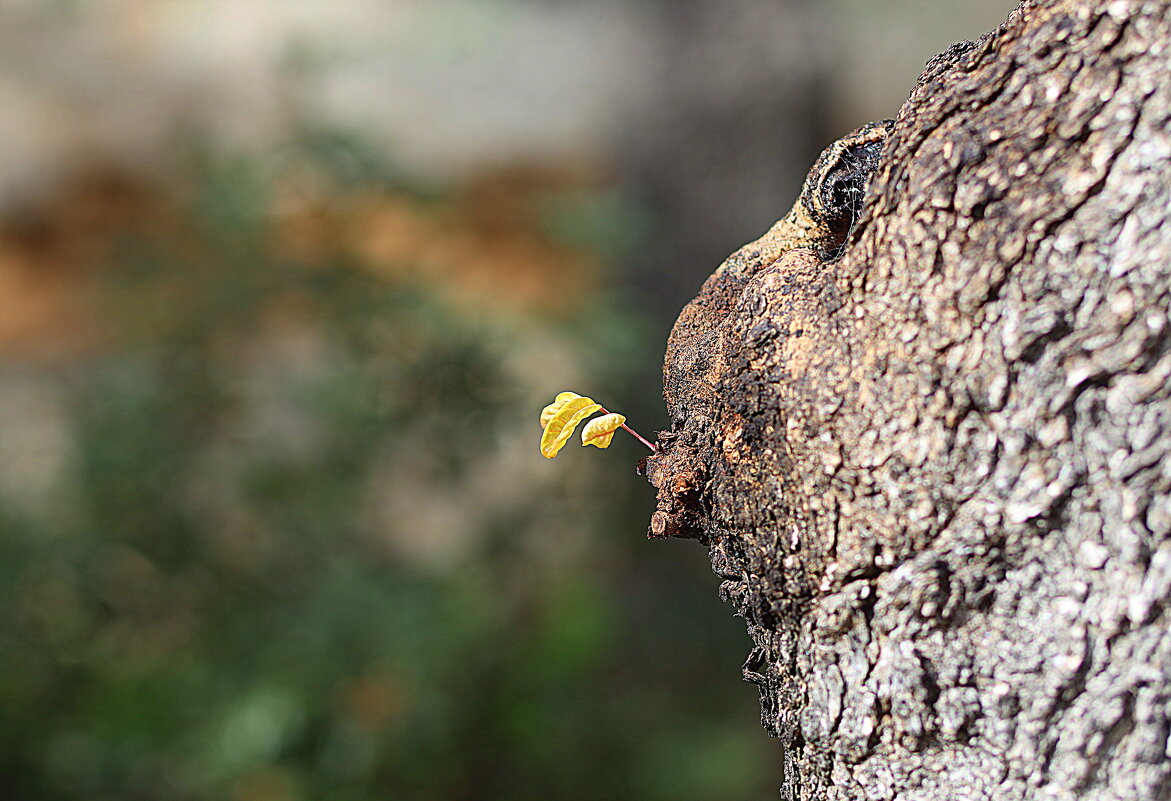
top-left (0, 2), bottom-right (1012, 799)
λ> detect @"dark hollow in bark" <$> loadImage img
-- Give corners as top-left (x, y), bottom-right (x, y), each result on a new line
top-left (644, 2), bottom-right (1171, 799)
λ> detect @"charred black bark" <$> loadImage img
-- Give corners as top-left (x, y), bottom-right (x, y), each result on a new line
top-left (646, 2), bottom-right (1171, 799)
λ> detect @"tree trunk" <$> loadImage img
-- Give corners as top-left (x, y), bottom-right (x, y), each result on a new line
top-left (643, 2), bottom-right (1171, 799)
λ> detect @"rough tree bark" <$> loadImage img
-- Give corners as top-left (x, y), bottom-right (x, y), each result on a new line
top-left (643, 2), bottom-right (1171, 799)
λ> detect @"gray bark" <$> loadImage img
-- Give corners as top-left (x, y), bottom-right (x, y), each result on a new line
top-left (644, 2), bottom-right (1171, 799)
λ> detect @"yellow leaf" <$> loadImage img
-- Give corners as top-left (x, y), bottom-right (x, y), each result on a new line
top-left (582, 413), bottom-right (626, 449)
top-left (540, 391), bottom-right (583, 429)
top-left (540, 396), bottom-right (601, 458)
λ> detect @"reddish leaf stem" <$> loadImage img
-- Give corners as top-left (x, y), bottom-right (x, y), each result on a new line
top-left (599, 406), bottom-right (658, 453)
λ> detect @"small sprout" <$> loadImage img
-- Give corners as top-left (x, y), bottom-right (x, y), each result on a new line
top-left (539, 395), bottom-right (601, 458)
top-left (538, 391), bottom-right (656, 458)
top-left (540, 391), bottom-right (584, 429)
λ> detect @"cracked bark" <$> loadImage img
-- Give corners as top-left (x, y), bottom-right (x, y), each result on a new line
top-left (644, 2), bottom-right (1171, 799)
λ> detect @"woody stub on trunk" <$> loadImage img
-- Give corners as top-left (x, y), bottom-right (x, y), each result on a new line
top-left (642, 2), bottom-right (1171, 799)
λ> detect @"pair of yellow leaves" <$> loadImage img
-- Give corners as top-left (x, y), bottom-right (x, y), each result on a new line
top-left (539, 392), bottom-right (627, 458)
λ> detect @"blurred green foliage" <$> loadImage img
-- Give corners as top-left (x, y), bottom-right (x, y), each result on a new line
top-left (0, 138), bottom-right (779, 801)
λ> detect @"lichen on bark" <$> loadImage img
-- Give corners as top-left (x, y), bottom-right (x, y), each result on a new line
top-left (645, 2), bottom-right (1171, 799)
